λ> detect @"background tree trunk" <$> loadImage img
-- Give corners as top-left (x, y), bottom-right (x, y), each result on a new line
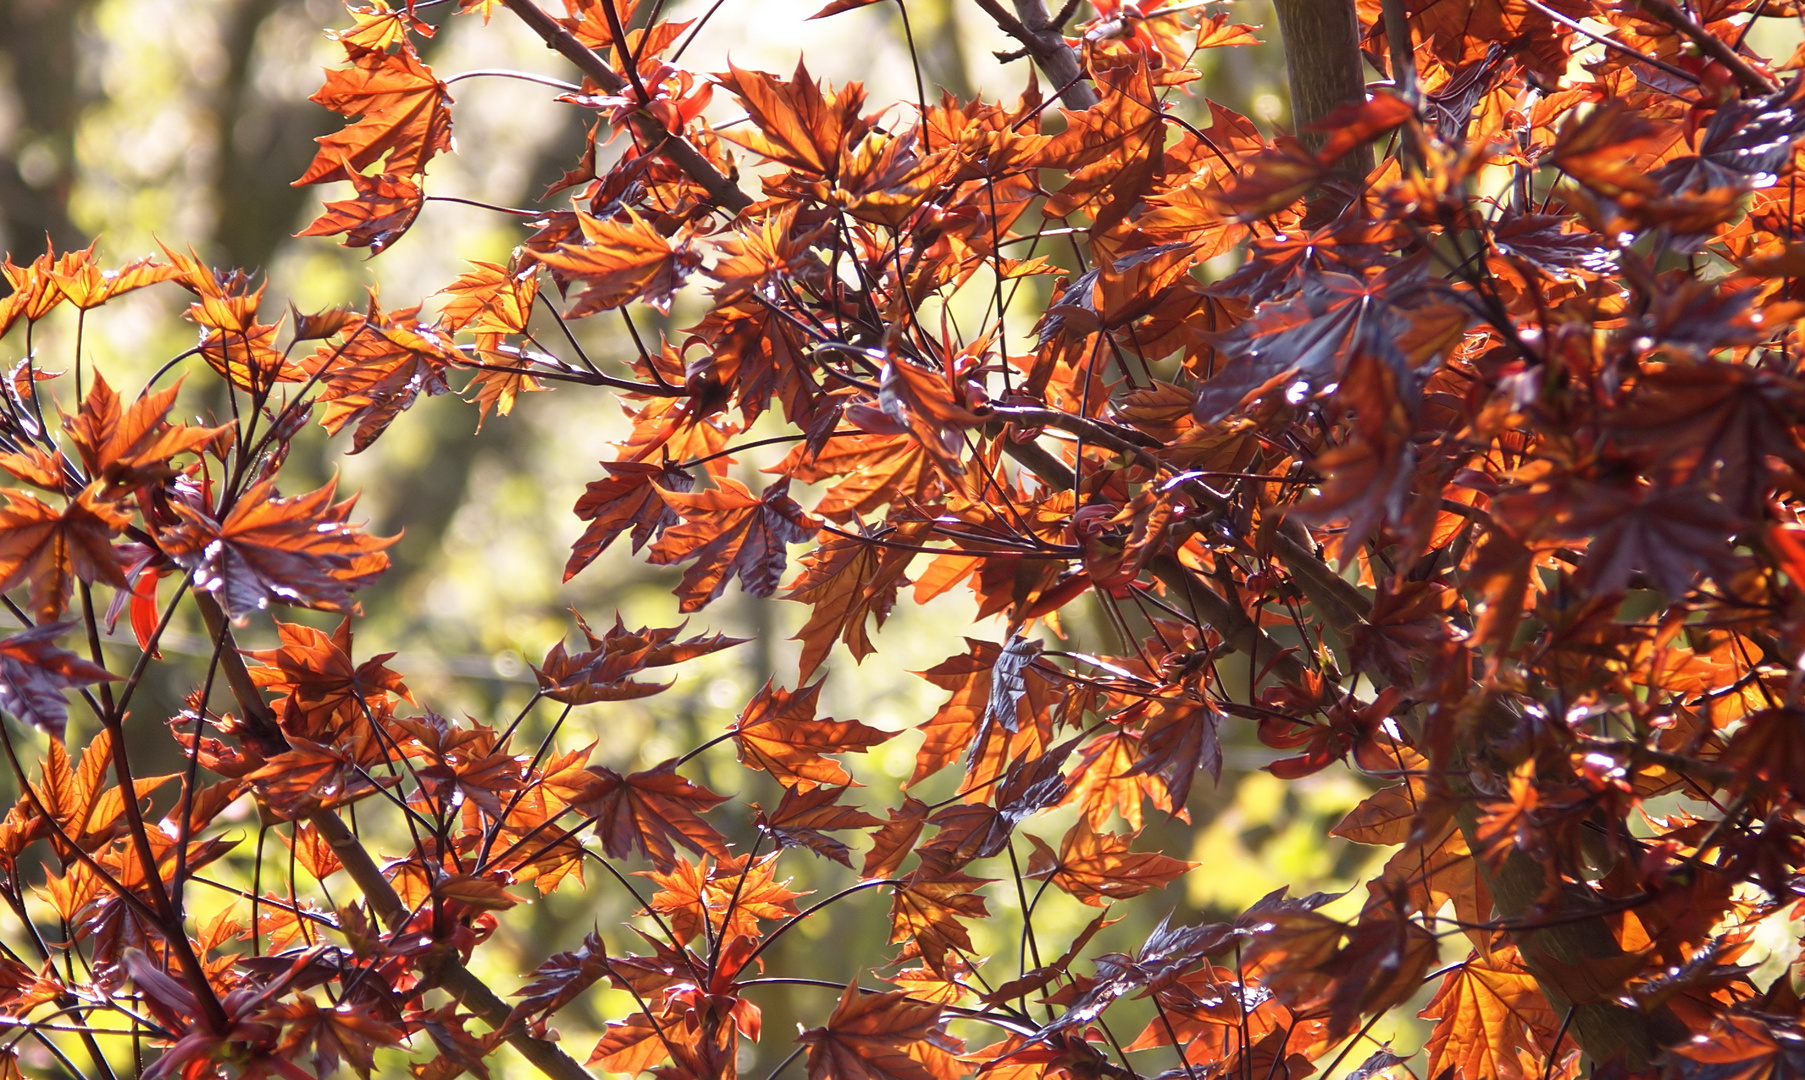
top-left (1271, 0), bottom-right (1371, 179)
top-left (0, 0), bottom-right (93, 259)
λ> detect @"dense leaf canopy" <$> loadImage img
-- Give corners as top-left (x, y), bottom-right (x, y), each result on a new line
top-left (0, 1), bottom-right (1802, 1079)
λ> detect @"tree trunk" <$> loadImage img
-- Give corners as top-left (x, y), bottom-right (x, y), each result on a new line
top-left (1271, 0), bottom-right (1371, 179)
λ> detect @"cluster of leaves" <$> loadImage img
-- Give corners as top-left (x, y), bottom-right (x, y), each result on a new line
top-left (2, 0), bottom-right (1805, 1078)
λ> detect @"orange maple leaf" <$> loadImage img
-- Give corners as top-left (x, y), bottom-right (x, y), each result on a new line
top-left (649, 476), bottom-right (815, 613)
top-left (0, 488), bottom-right (130, 621)
top-left (715, 60), bottom-right (874, 178)
top-left (888, 868), bottom-right (990, 975)
top-left (564, 460), bottom-right (695, 581)
top-left (768, 432), bottom-right (941, 522)
top-left (158, 478), bottom-right (393, 620)
top-left (296, 168), bottom-right (424, 254)
top-left (588, 1014), bottom-right (670, 1075)
top-left (303, 288), bottom-right (460, 452)
top-left (246, 617), bottom-right (411, 739)
top-left (61, 375), bottom-right (223, 495)
top-left (800, 981), bottom-right (954, 1080)
top-left (1419, 947), bottom-right (1564, 1080)
top-left (530, 211), bottom-right (701, 316)
top-left (1025, 819), bottom-right (1198, 906)
top-left (295, 43), bottom-right (453, 186)
top-left (642, 852), bottom-right (806, 945)
top-left (436, 259), bottom-right (540, 336)
top-left (534, 611), bottom-right (743, 704)
top-left (729, 679), bottom-right (892, 790)
top-left (785, 523), bottom-right (923, 681)
top-left (754, 784), bottom-right (884, 867)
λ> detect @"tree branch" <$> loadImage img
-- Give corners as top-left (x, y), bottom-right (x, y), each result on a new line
top-left (1271, 0), bottom-right (1371, 195)
top-left (191, 592), bottom-right (596, 1080)
top-left (1634, 0), bottom-right (1775, 94)
top-left (974, 0), bottom-right (1100, 110)
top-left (497, 0), bottom-right (750, 215)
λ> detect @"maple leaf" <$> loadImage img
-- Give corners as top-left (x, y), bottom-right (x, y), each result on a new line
top-left (643, 852), bottom-right (805, 944)
top-left (564, 460), bottom-right (695, 581)
top-left (1372, 817), bottom-right (1494, 930)
top-left (158, 477), bottom-right (393, 620)
top-left (707, 204), bottom-right (830, 304)
top-left (246, 739), bottom-right (383, 819)
top-left (1118, 690), bottom-right (1221, 816)
top-left (862, 796), bottom-right (930, 880)
top-left (0, 253), bottom-right (60, 337)
top-left (534, 611), bottom-right (743, 703)
top-left (649, 476), bottom-right (815, 613)
top-left (507, 931), bottom-right (609, 1035)
top-left (809, 0), bottom-right (884, 16)
top-left (785, 523), bottom-right (921, 681)
top-left (889, 867), bottom-right (990, 974)
top-left (1668, 1014), bottom-right (1805, 1080)
top-left (330, 0), bottom-right (436, 53)
top-left (246, 617), bottom-right (410, 736)
top-left (1061, 728), bottom-right (1170, 832)
top-left (1025, 819), bottom-right (1197, 906)
top-left (715, 60), bottom-right (874, 178)
top-left (1606, 363), bottom-right (1805, 515)
top-left (800, 981), bottom-right (951, 1080)
top-left (1491, 210), bottom-right (1615, 279)
top-left (294, 42), bottom-right (453, 186)
top-left (33, 728), bottom-right (172, 849)
top-left (0, 623), bottom-right (119, 739)
top-left (437, 259), bottom-right (539, 336)
top-left (1405, 0), bottom-right (1596, 83)
top-left (769, 433), bottom-right (941, 522)
top-left (269, 996), bottom-right (405, 1080)
top-left (295, 168), bottom-right (424, 254)
top-left (41, 247), bottom-right (179, 312)
top-left (908, 638), bottom-right (1061, 789)
top-left (571, 758), bottom-right (730, 870)
top-left (920, 745), bottom-right (1071, 867)
top-left (588, 1014), bottom-right (670, 1075)
top-left (1039, 63), bottom-right (1166, 233)
top-left (530, 210), bottom-right (702, 317)
top-left (1308, 93), bottom-right (1416, 167)
top-left (277, 821), bottom-right (344, 881)
top-left (1552, 483), bottom-right (1746, 597)
top-left (0, 488), bottom-right (130, 621)
top-left (1419, 948), bottom-right (1563, 1080)
top-left (1193, 267), bottom-right (1421, 422)
top-left (755, 784), bottom-right (884, 866)
top-left (302, 289), bottom-right (459, 452)
top-left (1331, 784), bottom-right (1422, 847)
top-left (198, 321), bottom-right (307, 393)
top-left (456, 0), bottom-right (504, 21)
top-left (61, 374), bottom-right (222, 494)
top-left (1722, 706), bottom-right (1805, 794)
top-left (461, 348), bottom-right (546, 430)
top-left (730, 679), bottom-right (892, 790)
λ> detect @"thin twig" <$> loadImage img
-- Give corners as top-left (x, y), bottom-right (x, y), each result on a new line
top-left (498, 0), bottom-right (750, 214)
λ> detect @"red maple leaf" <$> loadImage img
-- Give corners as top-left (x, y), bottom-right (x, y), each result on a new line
top-left (571, 759), bottom-right (730, 870)
top-left (158, 478), bottom-right (393, 620)
top-left (648, 476), bottom-right (816, 612)
top-left (0, 623), bottom-right (119, 739)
